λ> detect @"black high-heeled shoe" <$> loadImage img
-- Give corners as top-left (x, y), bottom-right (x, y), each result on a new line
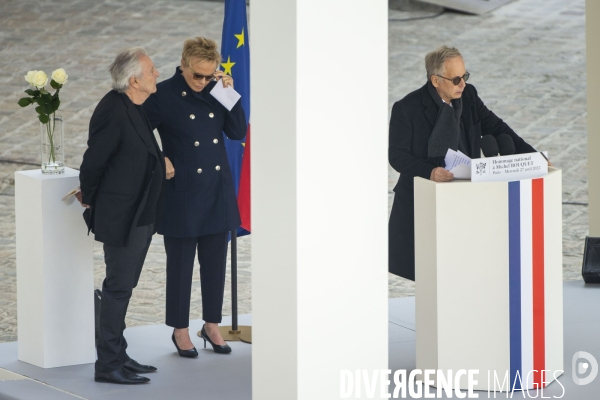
top-left (200, 324), bottom-right (231, 354)
top-left (171, 331), bottom-right (198, 358)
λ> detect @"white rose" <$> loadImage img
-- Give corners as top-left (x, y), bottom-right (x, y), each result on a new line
top-left (24, 70), bottom-right (48, 89)
top-left (51, 68), bottom-right (68, 85)
top-left (24, 71), bottom-right (36, 85)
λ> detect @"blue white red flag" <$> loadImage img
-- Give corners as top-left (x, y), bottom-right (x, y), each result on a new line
top-left (221, 0), bottom-right (251, 235)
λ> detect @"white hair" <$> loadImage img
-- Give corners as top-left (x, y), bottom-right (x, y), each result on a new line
top-left (108, 47), bottom-right (148, 92)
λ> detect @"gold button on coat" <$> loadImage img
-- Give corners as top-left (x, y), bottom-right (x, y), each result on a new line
top-left (190, 114), bottom-right (195, 120)
top-left (197, 168), bottom-right (202, 174)
top-left (209, 113), bottom-right (214, 118)
top-left (194, 141), bottom-right (199, 146)
top-left (182, 91), bottom-right (186, 96)
top-left (213, 138), bottom-right (219, 144)
top-left (215, 165), bottom-right (220, 171)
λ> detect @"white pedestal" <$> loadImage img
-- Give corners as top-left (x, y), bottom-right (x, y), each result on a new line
top-left (15, 168), bottom-right (95, 368)
top-left (414, 169), bottom-right (563, 391)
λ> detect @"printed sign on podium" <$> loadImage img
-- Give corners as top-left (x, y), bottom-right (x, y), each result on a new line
top-left (471, 152), bottom-right (548, 182)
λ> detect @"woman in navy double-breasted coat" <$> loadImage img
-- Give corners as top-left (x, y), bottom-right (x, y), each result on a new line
top-left (144, 37), bottom-right (246, 356)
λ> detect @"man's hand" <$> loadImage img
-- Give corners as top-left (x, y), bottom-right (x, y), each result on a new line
top-left (215, 70), bottom-right (234, 89)
top-left (165, 156), bottom-right (175, 179)
top-left (430, 167), bottom-right (454, 182)
top-left (75, 190), bottom-right (90, 209)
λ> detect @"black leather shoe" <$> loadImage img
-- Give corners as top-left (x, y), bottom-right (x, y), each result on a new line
top-left (172, 331), bottom-right (198, 358)
top-left (94, 367), bottom-right (150, 384)
top-left (123, 359), bottom-right (157, 374)
top-left (200, 324), bottom-right (231, 354)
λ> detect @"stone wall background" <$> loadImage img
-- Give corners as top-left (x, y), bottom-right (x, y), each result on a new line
top-left (0, 0), bottom-right (588, 342)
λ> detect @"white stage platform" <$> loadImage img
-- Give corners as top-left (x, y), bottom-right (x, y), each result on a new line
top-left (1, 281), bottom-right (599, 399)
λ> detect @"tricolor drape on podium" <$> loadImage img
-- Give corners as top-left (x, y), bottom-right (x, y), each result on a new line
top-left (221, 0), bottom-right (251, 235)
top-left (509, 178), bottom-right (547, 389)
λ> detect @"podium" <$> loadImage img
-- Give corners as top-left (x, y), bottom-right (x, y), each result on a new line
top-left (15, 168), bottom-right (95, 368)
top-left (414, 168), bottom-right (563, 391)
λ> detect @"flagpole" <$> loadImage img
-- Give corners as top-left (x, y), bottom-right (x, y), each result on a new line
top-left (232, 228), bottom-right (251, 343)
top-left (231, 229), bottom-right (238, 331)
top-left (202, 228), bottom-right (252, 343)
top-left (197, 0), bottom-right (252, 344)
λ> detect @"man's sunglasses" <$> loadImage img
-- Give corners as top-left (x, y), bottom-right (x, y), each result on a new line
top-left (435, 72), bottom-right (470, 86)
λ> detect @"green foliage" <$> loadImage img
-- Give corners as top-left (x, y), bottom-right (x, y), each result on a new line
top-left (19, 79), bottom-right (62, 124)
top-left (18, 97), bottom-right (33, 107)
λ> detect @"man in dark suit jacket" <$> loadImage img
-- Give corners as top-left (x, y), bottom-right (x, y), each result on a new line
top-left (389, 46), bottom-right (537, 281)
top-left (78, 47), bottom-right (165, 384)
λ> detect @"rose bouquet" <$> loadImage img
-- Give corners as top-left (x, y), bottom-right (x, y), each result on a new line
top-left (18, 68), bottom-right (68, 172)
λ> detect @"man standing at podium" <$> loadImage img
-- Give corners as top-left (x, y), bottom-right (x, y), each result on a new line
top-left (78, 47), bottom-right (165, 384)
top-left (388, 45), bottom-right (536, 281)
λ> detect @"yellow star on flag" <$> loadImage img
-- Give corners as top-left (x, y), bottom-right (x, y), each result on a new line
top-left (235, 28), bottom-right (245, 49)
top-left (241, 142), bottom-right (246, 147)
top-left (221, 56), bottom-right (236, 76)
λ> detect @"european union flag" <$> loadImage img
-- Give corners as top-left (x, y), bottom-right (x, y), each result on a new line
top-left (221, 0), bottom-right (251, 235)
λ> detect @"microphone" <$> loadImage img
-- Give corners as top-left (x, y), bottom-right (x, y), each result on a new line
top-left (480, 135), bottom-right (499, 157)
top-left (497, 134), bottom-right (516, 156)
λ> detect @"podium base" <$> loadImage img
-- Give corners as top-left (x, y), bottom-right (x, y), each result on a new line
top-left (197, 326), bottom-right (252, 343)
top-left (239, 327), bottom-right (252, 344)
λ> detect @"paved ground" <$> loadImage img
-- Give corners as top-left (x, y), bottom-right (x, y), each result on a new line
top-left (0, 0), bottom-right (588, 343)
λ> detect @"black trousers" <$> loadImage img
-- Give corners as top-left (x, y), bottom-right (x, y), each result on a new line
top-left (164, 232), bottom-right (228, 328)
top-left (95, 224), bottom-right (153, 373)
top-left (389, 189), bottom-right (416, 281)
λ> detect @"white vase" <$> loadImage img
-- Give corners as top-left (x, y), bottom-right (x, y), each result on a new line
top-left (40, 114), bottom-right (65, 174)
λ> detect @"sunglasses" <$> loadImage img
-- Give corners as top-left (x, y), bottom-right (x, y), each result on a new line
top-left (435, 72), bottom-right (470, 86)
top-left (191, 72), bottom-right (215, 82)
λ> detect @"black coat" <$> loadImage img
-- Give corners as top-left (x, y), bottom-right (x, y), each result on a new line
top-left (388, 83), bottom-right (536, 280)
top-left (143, 68), bottom-right (247, 238)
top-left (80, 91), bottom-right (166, 247)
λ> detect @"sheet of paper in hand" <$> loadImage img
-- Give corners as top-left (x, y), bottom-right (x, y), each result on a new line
top-left (444, 149), bottom-right (472, 180)
top-left (210, 81), bottom-right (241, 111)
top-left (62, 186), bottom-right (80, 201)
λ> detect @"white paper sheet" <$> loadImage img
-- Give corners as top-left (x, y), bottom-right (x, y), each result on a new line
top-left (62, 186), bottom-right (80, 201)
top-left (210, 81), bottom-right (241, 111)
top-left (449, 163), bottom-right (471, 179)
top-left (444, 149), bottom-right (472, 180)
top-left (444, 149), bottom-right (471, 170)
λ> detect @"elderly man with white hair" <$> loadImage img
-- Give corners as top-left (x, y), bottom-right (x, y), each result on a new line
top-left (78, 47), bottom-right (165, 384)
